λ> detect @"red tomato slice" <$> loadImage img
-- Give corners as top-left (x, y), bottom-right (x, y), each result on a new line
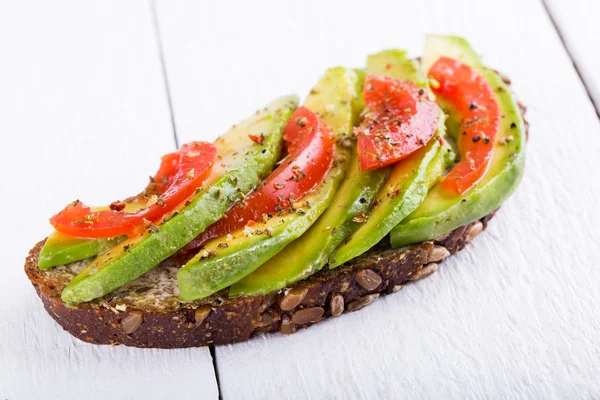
top-left (356, 75), bottom-right (440, 171)
top-left (50, 201), bottom-right (143, 238)
top-left (50, 141), bottom-right (217, 238)
top-left (185, 106), bottom-right (334, 249)
top-left (428, 56), bottom-right (500, 194)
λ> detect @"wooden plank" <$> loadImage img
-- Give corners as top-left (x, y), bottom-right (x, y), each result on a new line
top-left (155, 0), bottom-right (600, 398)
top-left (545, 0), bottom-right (600, 115)
top-left (0, 2), bottom-right (218, 399)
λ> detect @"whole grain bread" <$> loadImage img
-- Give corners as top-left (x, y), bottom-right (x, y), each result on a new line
top-left (24, 212), bottom-right (494, 348)
top-left (24, 74), bottom-right (526, 349)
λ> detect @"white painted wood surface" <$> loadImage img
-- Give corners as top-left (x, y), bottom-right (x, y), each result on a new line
top-left (0, 2), bottom-right (218, 399)
top-left (156, 0), bottom-right (600, 398)
top-left (4, 0), bottom-right (600, 398)
top-left (546, 0), bottom-right (600, 115)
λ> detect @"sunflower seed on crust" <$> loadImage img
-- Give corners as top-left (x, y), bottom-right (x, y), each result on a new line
top-left (292, 307), bottom-right (324, 325)
top-left (346, 294), bottom-right (379, 312)
top-left (280, 315), bottom-right (296, 335)
top-left (409, 263), bottom-right (439, 281)
top-left (428, 246), bottom-right (451, 263)
top-left (279, 287), bottom-right (309, 311)
top-left (121, 311), bottom-right (143, 334)
top-left (466, 221), bottom-right (484, 243)
top-left (330, 294), bottom-right (344, 317)
top-left (259, 292), bottom-right (278, 312)
top-left (355, 269), bottom-right (382, 291)
top-left (259, 312), bottom-right (273, 327)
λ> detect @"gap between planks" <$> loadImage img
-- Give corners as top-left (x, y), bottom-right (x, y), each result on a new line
top-left (147, 1), bottom-right (600, 398)
top-left (149, 0), bottom-right (180, 148)
top-left (210, 345), bottom-right (224, 400)
top-left (149, 1), bottom-right (223, 399)
top-left (540, 0), bottom-right (600, 120)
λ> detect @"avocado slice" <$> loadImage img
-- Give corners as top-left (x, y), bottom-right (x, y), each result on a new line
top-left (227, 53), bottom-right (425, 296)
top-left (390, 35), bottom-right (526, 247)
top-left (327, 51), bottom-right (450, 268)
top-left (61, 96), bottom-right (298, 303)
top-left (178, 67), bottom-right (363, 301)
top-left (227, 147), bottom-right (387, 296)
top-left (39, 232), bottom-right (125, 269)
top-left (230, 51), bottom-right (456, 296)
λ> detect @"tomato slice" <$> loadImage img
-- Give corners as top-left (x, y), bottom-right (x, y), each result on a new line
top-left (185, 106), bottom-right (334, 249)
top-left (356, 75), bottom-right (440, 171)
top-left (428, 56), bottom-right (500, 194)
top-left (50, 141), bottom-right (217, 238)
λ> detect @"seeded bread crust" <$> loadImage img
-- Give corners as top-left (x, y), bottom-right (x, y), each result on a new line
top-left (25, 76), bottom-right (525, 349)
top-left (24, 212), bottom-right (494, 348)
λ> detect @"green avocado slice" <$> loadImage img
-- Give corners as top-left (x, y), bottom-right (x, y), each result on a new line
top-left (390, 35), bottom-right (526, 248)
top-left (38, 232), bottom-right (125, 269)
top-left (227, 147), bottom-right (387, 296)
top-left (329, 130), bottom-right (445, 267)
top-left (328, 51), bottom-right (450, 268)
top-left (61, 96), bottom-right (297, 304)
top-left (227, 51), bottom-right (426, 295)
top-left (178, 67), bottom-right (362, 301)
top-left (178, 170), bottom-right (342, 300)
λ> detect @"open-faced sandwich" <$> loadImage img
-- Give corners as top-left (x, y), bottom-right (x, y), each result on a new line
top-left (25, 35), bottom-right (527, 348)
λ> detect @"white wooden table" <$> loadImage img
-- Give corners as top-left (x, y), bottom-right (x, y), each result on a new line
top-left (1, 0), bottom-right (599, 398)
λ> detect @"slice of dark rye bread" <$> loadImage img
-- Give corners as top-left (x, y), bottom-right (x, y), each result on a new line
top-left (24, 81), bottom-right (527, 349)
top-left (24, 213), bottom-right (494, 348)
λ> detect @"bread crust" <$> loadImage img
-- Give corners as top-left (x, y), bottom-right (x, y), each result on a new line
top-left (24, 70), bottom-right (525, 348)
top-left (24, 212), bottom-right (495, 348)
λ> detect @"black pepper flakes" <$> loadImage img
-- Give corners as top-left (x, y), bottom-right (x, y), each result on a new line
top-left (295, 117), bottom-right (308, 127)
top-left (370, 198), bottom-right (381, 210)
top-left (146, 223), bottom-right (160, 234)
top-left (200, 249), bottom-right (216, 260)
